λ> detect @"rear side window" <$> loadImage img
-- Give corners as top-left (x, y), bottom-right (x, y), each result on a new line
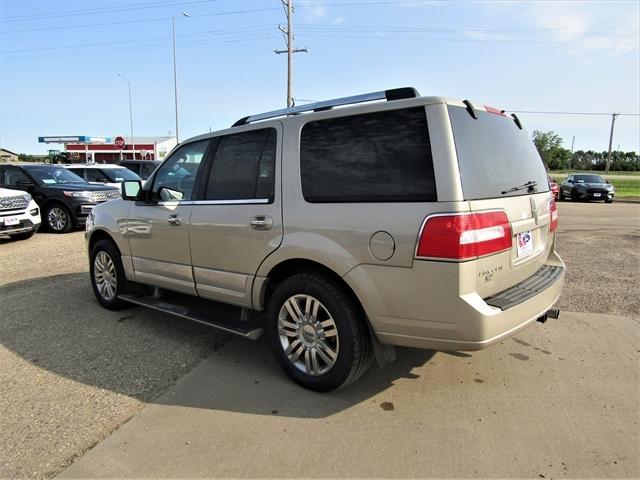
top-left (300, 107), bottom-right (436, 203)
top-left (205, 128), bottom-right (276, 201)
top-left (449, 106), bottom-right (549, 200)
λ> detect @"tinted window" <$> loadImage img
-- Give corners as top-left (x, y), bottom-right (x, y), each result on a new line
top-left (153, 140), bottom-right (209, 201)
top-left (85, 169), bottom-right (110, 183)
top-left (140, 164), bottom-right (157, 179)
top-left (448, 106), bottom-right (549, 200)
top-left (205, 128), bottom-right (276, 201)
top-left (3, 167), bottom-right (31, 186)
top-left (300, 107), bottom-right (436, 202)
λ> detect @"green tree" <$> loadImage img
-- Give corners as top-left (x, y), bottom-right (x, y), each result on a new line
top-left (532, 130), bottom-right (571, 170)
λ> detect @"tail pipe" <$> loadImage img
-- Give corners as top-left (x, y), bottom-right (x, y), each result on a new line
top-left (537, 308), bottom-right (560, 323)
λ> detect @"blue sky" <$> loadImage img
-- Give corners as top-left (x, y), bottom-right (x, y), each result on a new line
top-left (1, 0), bottom-right (638, 155)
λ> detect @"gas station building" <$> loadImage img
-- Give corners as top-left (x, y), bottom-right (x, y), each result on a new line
top-left (38, 136), bottom-right (177, 163)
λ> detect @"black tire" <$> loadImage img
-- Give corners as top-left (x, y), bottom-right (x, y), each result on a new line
top-left (605, 198), bottom-right (613, 204)
top-left (266, 272), bottom-right (373, 392)
top-left (9, 230), bottom-right (35, 240)
top-left (89, 239), bottom-right (130, 310)
top-left (44, 203), bottom-right (73, 233)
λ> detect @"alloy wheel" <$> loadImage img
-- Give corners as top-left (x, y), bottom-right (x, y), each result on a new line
top-left (93, 251), bottom-right (117, 301)
top-left (48, 207), bottom-right (68, 231)
top-left (277, 294), bottom-right (339, 376)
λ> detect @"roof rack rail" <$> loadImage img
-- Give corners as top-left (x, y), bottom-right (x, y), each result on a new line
top-left (232, 87), bottom-right (420, 127)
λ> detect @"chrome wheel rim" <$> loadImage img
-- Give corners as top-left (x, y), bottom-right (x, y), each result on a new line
top-left (278, 294), bottom-right (339, 376)
top-left (93, 251), bottom-right (117, 301)
top-left (48, 207), bottom-right (67, 231)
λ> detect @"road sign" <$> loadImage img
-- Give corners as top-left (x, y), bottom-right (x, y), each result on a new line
top-left (114, 136), bottom-right (126, 150)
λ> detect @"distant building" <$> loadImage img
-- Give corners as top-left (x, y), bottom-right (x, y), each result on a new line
top-left (64, 136), bottom-right (177, 163)
top-left (0, 148), bottom-right (19, 162)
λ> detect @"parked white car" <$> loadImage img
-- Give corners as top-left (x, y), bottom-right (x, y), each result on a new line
top-left (63, 164), bottom-right (141, 190)
top-left (0, 187), bottom-right (41, 240)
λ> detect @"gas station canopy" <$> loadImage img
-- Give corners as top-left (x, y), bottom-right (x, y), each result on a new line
top-left (38, 136), bottom-right (111, 144)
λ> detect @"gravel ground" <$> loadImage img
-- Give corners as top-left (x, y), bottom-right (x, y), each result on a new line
top-left (0, 202), bottom-right (638, 478)
top-left (555, 202), bottom-right (640, 318)
top-left (0, 232), bottom-right (229, 479)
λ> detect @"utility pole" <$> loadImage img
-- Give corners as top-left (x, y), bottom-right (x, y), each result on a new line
top-left (605, 113), bottom-right (619, 174)
top-left (570, 135), bottom-right (575, 169)
top-left (275, 0), bottom-right (307, 108)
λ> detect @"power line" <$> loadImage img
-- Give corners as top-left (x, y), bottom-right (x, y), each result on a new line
top-left (0, 6), bottom-right (282, 34)
top-left (1, 0), bottom-right (223, 23)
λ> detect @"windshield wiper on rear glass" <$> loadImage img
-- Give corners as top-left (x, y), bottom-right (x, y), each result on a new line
top-left (501, 180), bottom-right (537, 195)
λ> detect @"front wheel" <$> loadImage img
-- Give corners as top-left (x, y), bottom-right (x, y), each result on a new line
top-left (90, 239), bottom-right (130, 310)
top-left (45, 203), bottom-right (72, 233)
top-left (266, 273), bottom-right (373, 392)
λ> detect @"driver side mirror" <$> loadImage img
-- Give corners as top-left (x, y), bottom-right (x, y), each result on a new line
top-left (122, 180), bottom-right (142, 201)
top-left (567, 179), bottom-right (574, 184)
top-left (605, 180), bottom-right (610, 184)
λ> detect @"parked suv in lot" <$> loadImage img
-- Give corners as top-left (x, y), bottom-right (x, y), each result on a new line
top-left (64, 163), bottom-right (142, 189)
top-left (0, 163), bottom-right (120, 233)
top-left (0, 187), bottom-right (41, 240)
top-left (86, 88), bottom-right (565, 391)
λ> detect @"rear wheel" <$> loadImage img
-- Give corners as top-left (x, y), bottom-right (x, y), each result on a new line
top-left (90, 239), bottom-right (130, 310)
top-left (45, 203), bottom-right (72, 233)
top-left (266, 273), bottom-right (373, 392)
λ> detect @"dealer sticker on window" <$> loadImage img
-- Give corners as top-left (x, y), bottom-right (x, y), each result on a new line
top-left (517, 230), bottom-right (534, 258)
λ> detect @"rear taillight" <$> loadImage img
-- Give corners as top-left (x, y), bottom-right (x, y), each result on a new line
top-left (549, 198), bottom-right (558, 232)
top-left (417, 211), bottom-right (512, 260)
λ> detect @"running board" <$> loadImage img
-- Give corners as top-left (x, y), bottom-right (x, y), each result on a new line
top-left (118, 293), bottom-right (264, 340)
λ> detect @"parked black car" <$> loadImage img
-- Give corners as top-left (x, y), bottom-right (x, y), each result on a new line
top-left (0, 163), bottom-right (121, 232)
top-left (117, 160), bottom-right (161, 180)
top-left (559, 173), bottom-right (614, 203)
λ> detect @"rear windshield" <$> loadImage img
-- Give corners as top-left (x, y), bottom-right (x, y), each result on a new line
top-left (448, 106), bottom-right (549, 200)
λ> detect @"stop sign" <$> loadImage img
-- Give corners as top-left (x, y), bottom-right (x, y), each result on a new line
top-left (114, 136), bottom-right (126, 150)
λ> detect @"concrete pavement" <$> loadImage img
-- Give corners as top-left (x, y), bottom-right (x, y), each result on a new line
top-left (60, 311), bottom-right (639, 479)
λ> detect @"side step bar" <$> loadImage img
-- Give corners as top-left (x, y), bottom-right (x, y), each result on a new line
top-left (118, 294), bottom-right (264, 340)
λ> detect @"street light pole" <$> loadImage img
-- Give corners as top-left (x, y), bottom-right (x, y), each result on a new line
top-left (117, 73), bottom-right (135, 160)
top-left (172, 12), bottom-right (189, 144)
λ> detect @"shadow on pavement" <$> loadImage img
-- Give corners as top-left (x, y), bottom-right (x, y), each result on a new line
top-left (0, 272), bottom-right (435, 418)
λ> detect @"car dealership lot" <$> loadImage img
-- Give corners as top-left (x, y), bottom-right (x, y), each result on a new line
top-left (1, 202), bottom-right (638, 479)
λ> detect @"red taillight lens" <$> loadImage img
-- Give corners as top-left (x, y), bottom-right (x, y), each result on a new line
top-left (417, 211), bottom-right (512, 260)
top-left (549, 198), bottom-right (558, 232)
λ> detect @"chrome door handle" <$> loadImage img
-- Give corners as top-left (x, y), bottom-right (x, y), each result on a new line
top-left (250, 216), bottom-right (272, 230)
top-left (167, 215), bottom-right (181, 226)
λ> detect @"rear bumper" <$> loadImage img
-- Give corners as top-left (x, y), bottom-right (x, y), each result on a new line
top-left (344, 251), bottom-right (565, 351)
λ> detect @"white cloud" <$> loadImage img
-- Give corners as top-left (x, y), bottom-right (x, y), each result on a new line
top-left (473, 0), bottom-right (639, 57)
top-left (332, 16), bottom-right (345, 25)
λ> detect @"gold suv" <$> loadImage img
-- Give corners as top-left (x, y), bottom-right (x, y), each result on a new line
top-left (86, 88), bottom-right (564, 391)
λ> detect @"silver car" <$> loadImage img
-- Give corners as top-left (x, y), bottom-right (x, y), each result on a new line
top-left (86, 88), bottom-right (564, 391)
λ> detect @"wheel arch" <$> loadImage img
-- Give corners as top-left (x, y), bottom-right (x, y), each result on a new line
top-left (259, 258), bottom-right (375, 334)
top-left (88, 228), bottom-right (121, 256)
